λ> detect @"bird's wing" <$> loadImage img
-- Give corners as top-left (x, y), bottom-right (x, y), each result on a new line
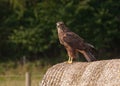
top-left (63, 32), bottom-right (85, 48)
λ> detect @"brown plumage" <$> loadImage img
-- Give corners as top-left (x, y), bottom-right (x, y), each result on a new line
top-left (56, 21), bottom-right (97, 63)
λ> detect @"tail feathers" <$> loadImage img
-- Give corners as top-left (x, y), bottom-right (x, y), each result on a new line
top-left (86, 43), bottom-right (95, 48)
top-left (87, 51), bottom-right (97, 61)
top-left (85, 43), bottom-right (98, 58)
top-left (83, 51), bottom-right (97, 62)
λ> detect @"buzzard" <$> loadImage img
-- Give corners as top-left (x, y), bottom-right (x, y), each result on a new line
top-left (56, 21), bottom-right (97, 63)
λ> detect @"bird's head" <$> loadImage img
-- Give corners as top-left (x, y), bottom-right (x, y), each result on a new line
top-left (56, 21), bottom-right (70, 32)
top-left (56, 21), bottom-right (65, 30)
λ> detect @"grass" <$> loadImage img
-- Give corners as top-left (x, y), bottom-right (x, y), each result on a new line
top-left (0, 74), bottom-right (43, 86)
top-left (0, 60), bottom-right (51, 86)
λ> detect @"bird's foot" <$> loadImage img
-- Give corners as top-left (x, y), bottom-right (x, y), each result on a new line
top-left (67, 60), bottom-right (72, 64)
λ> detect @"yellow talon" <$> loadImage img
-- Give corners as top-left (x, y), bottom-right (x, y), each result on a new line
top-left (67, 57), bottom-right (73, 64)
top-left (68, 60), bottom-right (72, 63)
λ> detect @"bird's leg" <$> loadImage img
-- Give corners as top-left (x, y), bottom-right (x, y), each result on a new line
top-left (68, 57), bottom-right (73, 64)
top-left (66, 48), bottom-right (75, 64)
top-left (68, 56), bottom-right (70, 62)
top-left (68, 57), bottom-right (71, 63)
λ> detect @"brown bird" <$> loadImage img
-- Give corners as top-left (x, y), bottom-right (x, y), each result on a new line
top-left (56, 21), bottom-right (97, 63)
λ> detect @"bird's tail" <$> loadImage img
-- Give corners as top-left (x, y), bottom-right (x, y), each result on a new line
top-left (78, 49), bottom-right (97, 62)
top-left (84, 51), bottom-right (97, 62)
top-left (83, 43), bottom-right (97, 62)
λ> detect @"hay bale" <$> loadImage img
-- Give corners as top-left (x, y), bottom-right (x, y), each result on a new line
top-left (40, 59), bottom-right (120, 86)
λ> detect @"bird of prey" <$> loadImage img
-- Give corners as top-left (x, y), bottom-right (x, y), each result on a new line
top-left (56, 21), bottom-right (97, 63)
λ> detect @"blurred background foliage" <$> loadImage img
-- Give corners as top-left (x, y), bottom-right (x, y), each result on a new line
top-left (0, 0), bottom-right (120, 63)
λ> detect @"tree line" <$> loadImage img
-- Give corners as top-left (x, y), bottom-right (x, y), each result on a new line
top-left (0, 0), bottom-right (120, 62)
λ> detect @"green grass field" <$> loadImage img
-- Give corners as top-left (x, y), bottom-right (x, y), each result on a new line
top-left (0, 74), bottom-right (43, 86)
top-left (0, 61), bottom-right (51, 86)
